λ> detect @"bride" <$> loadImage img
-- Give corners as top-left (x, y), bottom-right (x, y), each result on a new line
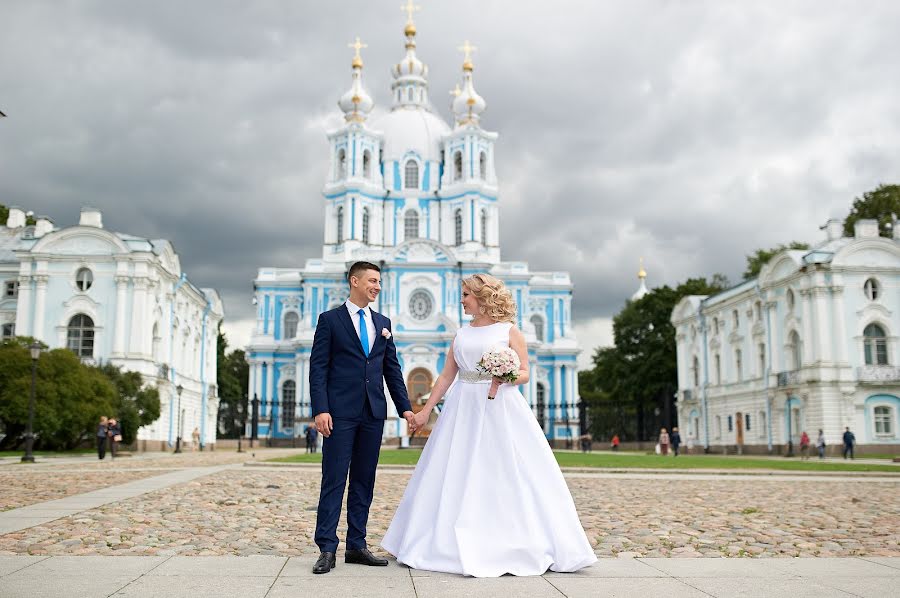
top-left (381, 273), bottom-right (597, 577)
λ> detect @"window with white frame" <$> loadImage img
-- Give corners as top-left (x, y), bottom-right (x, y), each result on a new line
top-left (864, 278), bottom-right (880, 301)
top-left (75, 268), bottom-right (93, 292)
top-left (744, 413), bottom-right (751, 431)
top-left (758, 343), bottom-right (766, 378)
top-left (713, 317), bottom-right (719, 335)
top-left (735, 349), bottom-right (743, 382)
top-left (480, 209), bottom-right (487, 245)
top-left (404, 210), bottom-right (419, 239)
top-left (479, 151), bottom-right (486, 179)
top-left (283, 312), bottom-right (299, 339)
top-left (864, 323), bottom-right (888, 365)
top-left (4, 280), bottom-right (17, 298)
top-left (453, 151), bottom-right (463, 180)
top-left (732, 309), bottom-right (739, 329)
top-left (755, 301), bottom-right (762, 321)
top-left (715, 415), bottom-right (722, 438)
top-left (692, 356), bottom-right (700, 387)
top-left (362, 150), bottom-right (371, 178)
top-left (454, 209), bottom-right (463, 245)
top-left (362, 208), bottom-right (370, 244)
top-left (336, 206), bottom-right (344, 243)
top-left (727, 415), bottom-right (733, 432)
top-left (531, 314), bottom-right (544, 342)
top-left (874, 405), bottom-right (893, 436)
top-left (281, 380), bottom-right (296, 429)
top-left (337, 148), bottom-right (346, 179)
top-left (789, 330), bottom-right (802, 370)
top-left (786, 288), bottom-right (795, 311)
top-left (67, 314), bottom-right (94, 358)
top-left (404, 160), bottom-right (419, 189)
top-left (1, 323), bottom-right (14, 339)
top-left (714, 353), bottom-right (721, 385)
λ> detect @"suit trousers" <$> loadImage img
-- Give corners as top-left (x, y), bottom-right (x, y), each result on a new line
top-left (314, 401), bottom-right (383, 553)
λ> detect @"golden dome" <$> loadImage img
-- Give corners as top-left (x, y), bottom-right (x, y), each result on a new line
top-left (405, 22), bottom-right (417, 36)
top-left (638, 257), bottom-right (647, 279)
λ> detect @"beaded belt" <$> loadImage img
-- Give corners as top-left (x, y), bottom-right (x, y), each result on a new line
top-left (458, 370), bottom-right (492, 384)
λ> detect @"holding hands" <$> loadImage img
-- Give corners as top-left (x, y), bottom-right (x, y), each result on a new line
top-left (403, 411), bottom-right (419, 434)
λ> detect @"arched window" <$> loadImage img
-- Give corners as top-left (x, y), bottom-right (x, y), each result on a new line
top-left (76, 268), bottom-right (93, 291)
top-left (281, 380), bottom-right (296, 429)
top-left (407, 88), bottom-right (413, 102)
top-left (362, 150), bottom-right (371, 178)
top-left (152, 323), bottom-right (160, 361)
top-left (479, 152), bottom-right (487, 179)
top-left (453, 151), bottom-right (463, 180)
top-left (404, 159), bottom-right (419, 189)
top-left (732, 309), bottom-right (739, 329)
top-left (864, 323), bottom-right (888, 365)
top-left (864, 278), bottom-right (880, 301)
top-left (531, 314), bottom-right (544, 342)
top-left (336, 206), bottom-right (344, 243)
top-left (404, 210), bottom-right (419, 239)
top-left (336, 148), bottom-right (346, 179)
top-left (789, 330), bottom-right (802, 370)
top-left (454, 209), bottom-right (463, 245)
top-left (362, 208), bottom-right (370, 244)
top-left (535, 383), bottom-right (546, 428)
top-left (714, 353), bottom-right (721, 385)
top-left (692, 356), bottom-right (700, 387)
top-left (480, 209), bottom-right (488, 245)
top-left (786, 289), bottom-right (795, 311)
top-left (67, 314), bottom-right (95, 358)
top-left (284, 312), bottom-right (299, 339)
top-left (874, 405), bottom-right (894, 436)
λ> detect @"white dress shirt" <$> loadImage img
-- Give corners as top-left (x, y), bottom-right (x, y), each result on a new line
top-left (346, 299), bottom-right (376, 353)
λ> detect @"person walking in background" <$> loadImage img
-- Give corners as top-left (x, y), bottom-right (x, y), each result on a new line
top-left (842, 427), bottom-right (856, 459)
top-left (191, 427), bottom-right (200, 451)
top-left (816, 429), bottom-right (826, 459)
top-left (799, 430), bottom-right (810, 460)
top-left (580, 433), bottom-right (592, 453)
top-left (611, 434), bottom-right (620, 452)
top-left (658, 428), bottom-right (670, 456)
top-left (96, 416), bottom-right (108, 460)
top-left (107, 418), bottom-right (122, 459)
top-left (671, 426), bottom-right (682, 457)
top-left (305, 424), bottom-right (319, 454)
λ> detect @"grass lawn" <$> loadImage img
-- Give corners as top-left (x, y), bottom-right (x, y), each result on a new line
top-left (270, 450), bottom-right (900, 472)
top-left (0, 448), bottom-right (95, 458)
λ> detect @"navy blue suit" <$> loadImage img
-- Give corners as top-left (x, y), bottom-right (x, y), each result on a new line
top-left (310, 304), bottom-right (411, 553)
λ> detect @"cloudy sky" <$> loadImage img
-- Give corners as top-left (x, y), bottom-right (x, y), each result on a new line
top-left (2, 1), bottom-right (899, 368)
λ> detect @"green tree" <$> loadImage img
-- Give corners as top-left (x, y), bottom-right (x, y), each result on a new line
top-left (0, 203), bottom-right (37, 226)
top-left (95, 363), bottom-right (161, 445)
top-left (579, 277), bottom-right (728, 441)
top-left (216, 328), bottom-right (248, 439)
top-left (743, 242), bottom-right (810, 280)
top-left (843, 184), bottom-right (900, 238)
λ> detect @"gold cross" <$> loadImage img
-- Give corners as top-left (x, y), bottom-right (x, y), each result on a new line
top-left (401, 0), bottom-right (420, 23)
top-left (458, 40), bottom-right (477, 63)
top-left (348, 36), bottom-right (367, 59)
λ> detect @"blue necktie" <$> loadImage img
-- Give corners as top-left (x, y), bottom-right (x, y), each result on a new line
top-left (358, 308), bottom-right (369, 357)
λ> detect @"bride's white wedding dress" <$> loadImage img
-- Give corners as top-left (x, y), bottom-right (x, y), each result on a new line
top-left (381, 322), bottom-right (597, 577)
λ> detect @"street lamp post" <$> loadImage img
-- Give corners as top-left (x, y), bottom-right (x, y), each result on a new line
top-left (563, 400), bottom-right (571, 450)
top-left (174, 384), bottom-right (184, 453)
top-left (250, 394), bottom-right (259, 448)
top-left (21, 342), bottom-right (41, 463)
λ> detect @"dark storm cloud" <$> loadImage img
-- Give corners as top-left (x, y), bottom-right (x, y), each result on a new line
top-left (2, 1), bottom-right (899, 355)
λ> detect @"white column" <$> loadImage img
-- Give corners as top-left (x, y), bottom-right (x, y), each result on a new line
top-left (266, 362), bottom-right (275, 419)
top-left (113, 276), bottom-right (129, 356)
top-left (31, 275), bottom-right (48, 341)
top-left (833, 287), bottom-right (849, 363)
top-left (813, 287), bottom-right (833, 363)
top-left (15, 275), bottom-right (32, 338)
top-left (801, 291), bottom-right (814, 365)
top-left (552, 365), bottom-right (561, 428)
top-left (132, 278), bottom-right (149, 356)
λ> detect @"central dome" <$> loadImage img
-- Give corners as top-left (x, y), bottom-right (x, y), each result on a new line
top-left (375, 107), bottom-right (450, 163)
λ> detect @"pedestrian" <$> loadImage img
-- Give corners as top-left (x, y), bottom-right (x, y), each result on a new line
top-left (611, 434), bottom-right (620, 452)
top-left (799, 430), bottom-right (810, 460)
top-left (96, 416), bottom-right (108, 460)
top-left (816, 429), bottom-right (826, 459)
top-left (107, 418), bottom-right (122, 459)
top-left (658, 427), bottom-right (670, 456)
top-left (842, 426), bottom-right (855, 459)
top-left (671, 426), bottom-right (682, 457)
top-left (191, 427), bottom-right (200, 451)
top-left (580, 433), bottom-right (592, 453)
top-left (305, 424), bottom-right (319, 454)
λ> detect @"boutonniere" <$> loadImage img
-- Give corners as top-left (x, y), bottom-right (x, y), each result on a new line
top-left (381, 328), bottom-right (392, 339)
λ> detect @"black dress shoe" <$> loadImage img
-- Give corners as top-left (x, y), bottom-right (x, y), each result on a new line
top-left (344, 548), bottom-right (388, 566)
top-left (313, 551), bottom-right (336, 574)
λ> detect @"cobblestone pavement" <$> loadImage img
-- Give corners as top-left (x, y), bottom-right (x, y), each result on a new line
top-left (0, 462), bottom-right (897, 558)
top-left (0, 469), bottom-right (174, 512)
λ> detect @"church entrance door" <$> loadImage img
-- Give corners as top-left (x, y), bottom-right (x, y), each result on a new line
top-left (407, 368), bottom-right (434, 437)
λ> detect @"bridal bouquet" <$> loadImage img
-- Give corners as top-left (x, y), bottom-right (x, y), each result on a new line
top-left (477, 346), bottom-right (521, 399)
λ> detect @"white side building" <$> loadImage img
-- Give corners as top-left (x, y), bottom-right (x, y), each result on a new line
top-left (1, 206), bottom-right (224, 449)
top-left (672, 219), bottom-right (900, 453)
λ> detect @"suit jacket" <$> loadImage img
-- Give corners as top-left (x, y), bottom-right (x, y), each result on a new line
top-left (309, 305), bottom-right (412, 420)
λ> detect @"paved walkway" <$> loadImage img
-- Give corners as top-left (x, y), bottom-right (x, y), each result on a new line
top-left (0, 555), bottom-right (897, 597)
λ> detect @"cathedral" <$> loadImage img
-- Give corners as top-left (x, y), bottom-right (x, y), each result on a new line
top-left (246, 11), bottom-right (582, 442)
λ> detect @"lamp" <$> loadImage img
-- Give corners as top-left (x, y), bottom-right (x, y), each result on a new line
top-left (21, 342), bottom-right (41, 463)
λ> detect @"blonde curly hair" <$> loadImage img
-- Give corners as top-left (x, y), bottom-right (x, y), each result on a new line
top-left (463, 273), bottom-right (517, 323)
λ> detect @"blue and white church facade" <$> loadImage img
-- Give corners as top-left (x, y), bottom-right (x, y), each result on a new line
top-left (246, 18), bottom-right (582, 443)
top-left (1, 206), bottom-right (224, 449)
top-left (672, 219), bottom-right (900, 453)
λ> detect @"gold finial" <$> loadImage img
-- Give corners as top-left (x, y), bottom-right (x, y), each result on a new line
top-left (458, 40), bottom-right (477, 71)
top-left (401, 0), bottom-right (420, 36)
top-left (348, 36), bottom-right (367, 68)
top-left (450, 84), bottom-right (461, 97)
top-left (638, 257), bottom-right (647, 280)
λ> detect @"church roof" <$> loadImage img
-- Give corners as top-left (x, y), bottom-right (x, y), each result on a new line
top-left (375, 107), bottom-right (450, 163)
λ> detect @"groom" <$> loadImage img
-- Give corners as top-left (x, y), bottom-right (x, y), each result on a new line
top-left (310, 261), bottom-right (417, 574)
